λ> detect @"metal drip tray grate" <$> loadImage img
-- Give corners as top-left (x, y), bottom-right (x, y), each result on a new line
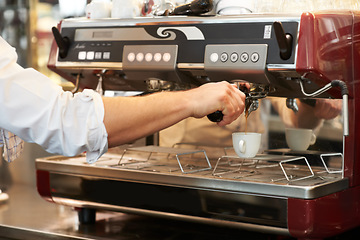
top-left (115, 146), bottom-right (212, 174)
top-left (211, 153), bottom-right (342, 183)
top-left (36, 146), bottom-right (348, 199)
top-left (91, 146), bottom-right (345, 185)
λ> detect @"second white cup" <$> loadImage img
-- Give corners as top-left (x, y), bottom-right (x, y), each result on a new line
top-left (112, 0), bottom-right (140, 18)
top-left (285, 128), bottom-right (316, 152)
top-left (216, 0), bottom-right (254, 15)
top-left (232, 132), bottom-right (262, 158)
top-left (86, 0), bottom-right (112, 19)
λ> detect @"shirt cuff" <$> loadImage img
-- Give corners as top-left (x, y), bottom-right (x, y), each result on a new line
top-left (79, 89), bottom-right (109, 164)
top-left (85, 124), bottom-right (108, 164)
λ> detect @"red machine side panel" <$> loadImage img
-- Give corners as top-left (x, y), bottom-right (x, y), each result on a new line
top-left (297, 11), bottom-right (360, 186)
top-left (36, 170), bottom-right (54, 203)
top-left (350, 12), bottom-right (360, 186)
top-left (288, 186), bottom-right (360, 239)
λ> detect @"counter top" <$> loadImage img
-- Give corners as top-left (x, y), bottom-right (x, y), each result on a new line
top-left (0, 184), bottom-right (359, 240)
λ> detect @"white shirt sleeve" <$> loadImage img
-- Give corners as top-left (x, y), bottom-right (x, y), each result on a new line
top-left (0, 36), bottom-right (108, 164)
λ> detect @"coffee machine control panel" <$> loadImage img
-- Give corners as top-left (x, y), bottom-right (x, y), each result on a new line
top-left (123, 45), bottom-right (178, 71)
top-left (205, 44), bottom-right (267, 68)
top-left (204, 44), bottom-right (270, 84)
top-left (50, 16), bottom-right (301, 92)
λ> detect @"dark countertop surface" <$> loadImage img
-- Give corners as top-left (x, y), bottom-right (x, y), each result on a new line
top-left (0, 184), bottom-right (360, 240)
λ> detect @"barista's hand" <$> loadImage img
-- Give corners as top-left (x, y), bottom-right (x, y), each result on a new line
top-left (186, 81), bottom-right (246, 126)
top-left (313, 99), bottom-right (342, 120)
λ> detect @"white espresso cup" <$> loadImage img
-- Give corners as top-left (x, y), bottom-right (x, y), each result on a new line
top-left (285, 128), bottom-right (316, 151)
top-left (112, 0), bottom-right (140, 18)
top-left (86, 0), bottom-right (112, 19)
top-left (216, 0), bottom-right (254, 15)
top-left (232, 132), bottom-right (262, 158)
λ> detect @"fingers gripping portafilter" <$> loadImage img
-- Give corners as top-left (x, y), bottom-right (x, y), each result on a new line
top-left (206, 83), bottom-right (271, 122)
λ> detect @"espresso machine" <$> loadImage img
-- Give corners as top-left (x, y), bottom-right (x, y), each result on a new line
top-left (35, 1), bottom-right (360, 238)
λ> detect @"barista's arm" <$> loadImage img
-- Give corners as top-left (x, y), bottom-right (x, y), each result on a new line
top-left (0, 36), bottom-right (245, 162)
top-left (271, 98), bottom-right (342, 129)
top-left (103, 81), bottom-right (246, 147)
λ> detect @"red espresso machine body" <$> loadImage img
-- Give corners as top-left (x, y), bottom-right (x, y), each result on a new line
top-left (287, 11), bottom-right (360, 238)
top-left (37, 11), bottom-right (360, 239)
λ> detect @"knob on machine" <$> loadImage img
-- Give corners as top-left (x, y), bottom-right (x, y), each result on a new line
top-left (273, 21), bottom-right (293, 60)
top-left (52, 27), bottom-right (70, 59)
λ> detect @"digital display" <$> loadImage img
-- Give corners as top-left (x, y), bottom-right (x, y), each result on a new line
top-left (74, 27), bottom-right (158, 41)
top-left (93, 31), bottom-right (113, 39)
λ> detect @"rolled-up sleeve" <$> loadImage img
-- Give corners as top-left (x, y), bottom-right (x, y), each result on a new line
top-left (0, 36), bottom-right (108, 163)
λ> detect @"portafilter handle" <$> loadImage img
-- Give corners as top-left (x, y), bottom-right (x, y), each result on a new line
top-left (207, 110), bottom-right (224, 122)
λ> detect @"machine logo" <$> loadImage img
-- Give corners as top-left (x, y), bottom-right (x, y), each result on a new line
top-left (156, 26), bottom-right (205, 40)
top-left (74, 43), bottom-right (86, 49)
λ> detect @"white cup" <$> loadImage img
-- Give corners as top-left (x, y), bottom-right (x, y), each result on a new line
top-left (216, 0), bottom-right (254, 15)
top-left (285, 128), bottom-right (316, 152)
top-left (112, 0), bottom-right (140, 18)
top-left (253, 0), bottom-right (283, 13)
top-left (232, 132), bottom-right (262, 158)
top-left (86, 0), bottom-right (112, 19)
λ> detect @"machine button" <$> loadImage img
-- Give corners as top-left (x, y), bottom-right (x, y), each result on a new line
top-left (251, 52), bottom-right (260, 63)
top-left (240, 52), bottom-right (249, 63)
top-left (230, 53), bottom-right (239, 62)
top-left (78, 51), bottom-right (86, 60)
top-left (127, 52), bottom-right (136, 62)
top-left (103, 52), bottom-right (111, 59)
top-left (154, 53), bottom-right (162, 62)
top-left (86, 51), bottom-right (95, 60)
top-left (220, 52), bottom-right (228, 62)
top-left (163, 53), bottom-right (171, 62)
top-left (145, 53), bottom-right (153, 62)
top-left (210, 53), bottom-right (219, 63)
top-left (95, 52), bottom-right (102, 59)
top-left (136, 53), bottom-right (144, 62)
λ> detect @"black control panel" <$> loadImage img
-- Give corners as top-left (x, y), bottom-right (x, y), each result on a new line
top-left (55, 17), bottom-right (299, 66)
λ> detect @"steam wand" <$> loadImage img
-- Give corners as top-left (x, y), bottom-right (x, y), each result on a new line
top-left (95, 70), bottom-right (107, 96)
top-left (71, 74), bottom-right (81, 94)
top-left (299, 80), bottom-right (349, 136)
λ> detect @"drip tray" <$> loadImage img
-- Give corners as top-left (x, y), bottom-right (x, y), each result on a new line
top-left (36, 146), bottom-right (348, 199)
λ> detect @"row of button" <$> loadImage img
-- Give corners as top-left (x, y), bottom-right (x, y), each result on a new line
top-left (78, 51), bottom-right (111, 60)
top-left (127, 52), bottom-right (172, 63)
top-left (210, 52), bottom-right (260, 64)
